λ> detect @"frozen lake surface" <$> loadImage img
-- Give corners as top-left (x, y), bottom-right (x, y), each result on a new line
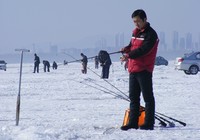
top-left (0, 61), bottom-right (200, 140)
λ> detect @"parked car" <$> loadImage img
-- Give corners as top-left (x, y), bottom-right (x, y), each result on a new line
top-left (175, 51), bottom-right (200, 75)
top-left (0, 60), bottom-right (7, 71)
top-left (154, 56), bottom-right (168, 66)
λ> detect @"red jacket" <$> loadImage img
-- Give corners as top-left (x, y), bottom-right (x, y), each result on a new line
top-left (124, 23), bottom-right (159, 73)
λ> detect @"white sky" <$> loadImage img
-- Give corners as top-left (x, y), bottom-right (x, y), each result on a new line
top-left (0, 0), bottom-right (200, 53)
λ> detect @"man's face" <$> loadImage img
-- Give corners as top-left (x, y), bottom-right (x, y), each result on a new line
top-left (133, 16), bottom-right (147, 30)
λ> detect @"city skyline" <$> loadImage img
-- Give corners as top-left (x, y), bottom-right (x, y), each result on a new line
top-left (1, 30), bottom-right (200, 64)
top-left (15, 31), bottom-right (200, 54)
top-left (0, 0), bottom-right (200, 54)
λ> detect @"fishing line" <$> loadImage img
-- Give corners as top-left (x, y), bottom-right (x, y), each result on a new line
top-left (63, 52), bottom-right (186, 127)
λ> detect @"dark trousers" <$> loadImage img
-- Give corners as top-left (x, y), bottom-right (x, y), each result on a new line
top-left (95, 63), bottom-right (99, 69)
top-left (34, 63), bottom-right (39, 73)
top-left (82, 63), bottom-right (87, 74)
top-left (129, 70), bottom-right (155, 126)
top-left (44, 65), bottom-right (50, 72)
top-left (101, 65), bottom-right (110, 79)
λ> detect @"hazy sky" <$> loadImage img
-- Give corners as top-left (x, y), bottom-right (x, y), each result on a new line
top-left (0, 0), bottom-right (199, 54)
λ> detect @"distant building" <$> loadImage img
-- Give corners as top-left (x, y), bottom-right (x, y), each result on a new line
top-left (172, 31), bottom-right (179, 50)
top-left (186, 33), bottom-right (193, 50)
top-left (115, 33), bottom-right (124, 48)
top-left (159, 32), bottom-right (167, 51)
top-left (194, 42), bottom-right (199, 50)
top-left (179, 37), bottom-right (185, 50)
top-left (95, 38), bottom-right (107, 49)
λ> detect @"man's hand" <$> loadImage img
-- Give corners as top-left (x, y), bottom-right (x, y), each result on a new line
top-left (120, 55), bottom-right (128, 62)
top-left (121, 47), bottom-right (130, 53)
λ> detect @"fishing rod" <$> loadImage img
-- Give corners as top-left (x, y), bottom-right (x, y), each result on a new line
top-left (87, 67), bottom-right (130, 100)
top-left (71, 79), bottom-right (130, 102)
top-left (64, 51), bottom-right (186, 127)
top-left (154, 116), bottom-right (167, 127)
top-left (86, 78), bottom-right (130, 102)
top-left (72, 78), bottom-right (168, 127)
top-left (155, 114), bottom-right (175, 127)
top-left (86, 67), bottom-right (187, 127)
top-left (64, 51), bottom-right (130, 100)
top-left (82, 78), bottom-right (186, 127)
top-left (63, 51), bottom-right (121, 64)
top-left (155, 112), bottom-right (186, 126)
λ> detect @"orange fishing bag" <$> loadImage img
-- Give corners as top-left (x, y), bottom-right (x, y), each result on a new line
top-left (122, 106), bottom-right (145, 126)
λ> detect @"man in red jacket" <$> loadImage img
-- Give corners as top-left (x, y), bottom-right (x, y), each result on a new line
top-left (120, 9), bottom-right (159, 130)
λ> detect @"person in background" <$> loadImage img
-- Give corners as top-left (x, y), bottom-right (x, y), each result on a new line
top-left (98, 50), bottom-right (112, 79)
top-left (94, 56), bottom-right (99, 69)
top-left (53, 61), bottom-right (58, 69)
top-left (64, 60), bottom-right (68, 65)
top-left (33, 53), bottom-right (40, 73)
top-left (80, 53), bottom-right (88, 74)
top-left (43, 60), bottom-right (50, 72)
top-left (120, 9), bottom-right (159, 131)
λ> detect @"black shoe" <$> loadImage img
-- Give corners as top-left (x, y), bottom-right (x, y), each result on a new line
top-left (139, 124), bottom-right (154, 130)
top-left (120, 124), bottom-right (138, 131)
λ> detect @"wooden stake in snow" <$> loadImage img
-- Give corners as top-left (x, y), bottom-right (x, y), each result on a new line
top-left (15, 49), bottom-right (30, 126)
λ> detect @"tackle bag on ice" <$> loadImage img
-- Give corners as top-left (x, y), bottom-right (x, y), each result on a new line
top-left (122, 106), bottom-right (145, 127)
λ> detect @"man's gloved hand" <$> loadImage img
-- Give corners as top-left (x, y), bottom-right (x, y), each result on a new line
top-left (120, 55), bottom-right (128, 62)
top-left (121, 47), bottom-right (130, 53)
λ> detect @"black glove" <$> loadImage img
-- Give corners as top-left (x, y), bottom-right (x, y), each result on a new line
top-left (121, 47), bottom-right (130, 53)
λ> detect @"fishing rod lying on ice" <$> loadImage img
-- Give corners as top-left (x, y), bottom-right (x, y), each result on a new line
top-left (71, 78), bottom-right (168, 127)
top-left (65, 50), bottom-right (186, 128)
top-left (82, 68), bottom-right (186, 127)
top-left (72, 78), bottom-right (186, 128)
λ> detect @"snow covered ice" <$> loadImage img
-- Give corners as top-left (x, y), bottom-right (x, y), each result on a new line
top-left (1, 61), bottom-right (200, 140)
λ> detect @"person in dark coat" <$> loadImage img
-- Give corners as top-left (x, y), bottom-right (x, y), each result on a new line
top-left (80, 53), bottom-right (88, 74)
top-left (43, 60), bottom-right (50, 72)
top-left (52, 61), bottom-right (58, 69)
top-left (94, 56), bottom-right (99, 69)
top-left (33, 53), bottom-right (40, 73)
top-left (98, 50), bottom-right (112, 79)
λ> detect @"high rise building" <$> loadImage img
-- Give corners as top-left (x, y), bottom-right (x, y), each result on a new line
top-left (120, 33), bottom-right (124, 47)
top-left (159, 32), bottom-right (167, 51)
top-left (172, 31), bottom-right (179, 50)
top-left (179, 37), bottom-right (185, 50)
top-left (115, 33), bottom-right (120, 48)
top-left (95, 38), bottom-right (107, 49)
top-left (185, 33), bottom-right (192, 50)
top-left (115, 33), bottom-right (124, 48)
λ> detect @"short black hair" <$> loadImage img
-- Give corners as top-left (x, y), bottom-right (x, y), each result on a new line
top-left (131, 9), bottom-right (147, 21)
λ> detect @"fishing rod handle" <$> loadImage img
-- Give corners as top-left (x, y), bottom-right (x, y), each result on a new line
top-left (108, 51), bottom-right (122, 55)
top-left (156, 112), bottom-right (186, 126)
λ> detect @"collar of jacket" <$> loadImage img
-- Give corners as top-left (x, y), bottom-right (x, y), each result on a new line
top-left (133, 22), bottom-right (150, 35)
